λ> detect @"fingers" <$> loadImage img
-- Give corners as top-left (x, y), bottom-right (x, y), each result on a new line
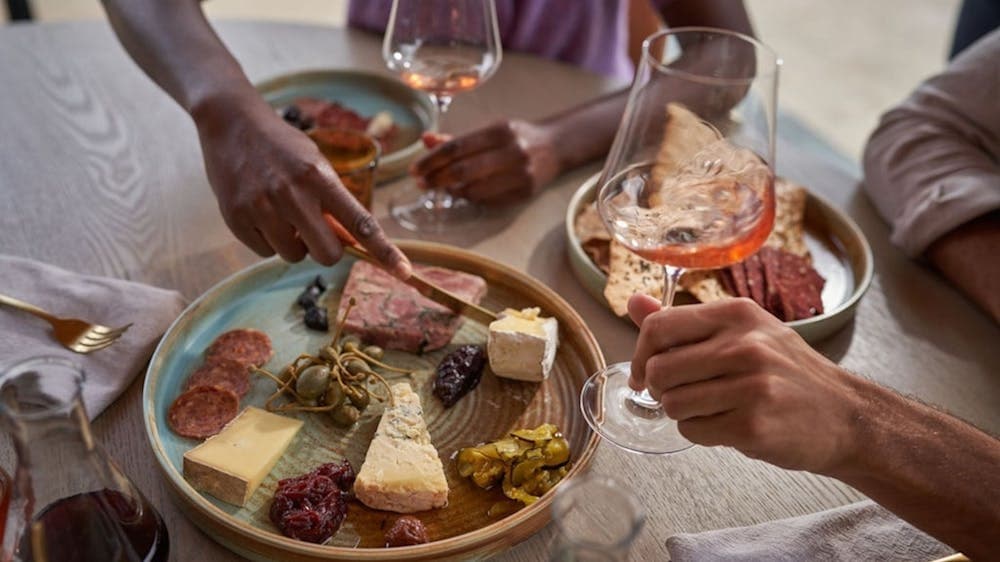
top-left (226, 212), bottom-right (275, 258)
top-left (425, 145), bottom-right (527, 188)
top-left (310, 166), bottom-right (411, 279)
top-left (273, 189), bottom-right (344, 266)
top-left (411, 122), bottom-right (516, 177)
top-left (450, 171), bottom-right (533, 204)
top-left (630, 305), bottom-right (720, 394)
top-left (657, 372), bottom-right (758, 421)
top-left (253, 198), bottom-right (308, 262)
top-left (628, 294), bottom-right (661, 327)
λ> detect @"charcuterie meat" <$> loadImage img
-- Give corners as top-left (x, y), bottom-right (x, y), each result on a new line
top-left (184, 358), bottom-right (251, 397)
top-left (337, 261), bottom-right (487, 353)
top-left (204, 329), bottom-right (273, 368)
top-left (167, 386), bottom-right (240, 439)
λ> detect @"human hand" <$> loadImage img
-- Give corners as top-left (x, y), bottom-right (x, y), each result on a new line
top-left (627, 295), bottom-right (865, 474)
top-left (193, 98), bottom-right (410, 278)
top-left (410, 119), bottom-right (560, 205)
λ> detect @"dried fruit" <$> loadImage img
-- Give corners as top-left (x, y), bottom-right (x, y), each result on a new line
top-left (269, 461), bottom-right (354, 543)
top-left (384, 515), bottom-right (429, 547)
top-left (432, 344), bottom-right (486, 408)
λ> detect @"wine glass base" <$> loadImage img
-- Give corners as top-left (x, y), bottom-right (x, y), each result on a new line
top-left (389, 188), bottom-right (481, 233)
top-left (581, 362), bottom-right (694, 455)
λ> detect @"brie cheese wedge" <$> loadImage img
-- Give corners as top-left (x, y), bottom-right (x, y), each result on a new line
top-left (487, 307), bottom-right (559, 382)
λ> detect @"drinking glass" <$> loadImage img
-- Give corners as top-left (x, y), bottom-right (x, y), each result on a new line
top-left (581, 28), bottom-right (781, 455)
top-left (548, 474), bottom-right (645, 562)
top-left (383, 0), bottom-right (502, 232)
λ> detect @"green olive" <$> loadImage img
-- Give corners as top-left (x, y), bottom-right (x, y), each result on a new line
top-left (295, 365), bottom-right (331, 400)
top-left (345, 384), bottom-right (370, 409)
top-left (362, 345), bottom-right (384, 360)
top-left (324, 382), bottom-right (345, 408)
top-left (319, 346), bottom-right (338, 362)
top-left (331, 404), bottom-right (361, 427)
top-left (345, 358), bottom-right (371, 376)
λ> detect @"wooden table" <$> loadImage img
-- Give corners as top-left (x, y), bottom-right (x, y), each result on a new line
top-left (1, 20), bottom-right (997, 562)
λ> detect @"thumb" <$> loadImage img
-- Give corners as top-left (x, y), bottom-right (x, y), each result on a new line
top-left (628, 293), bottom-right (661, 327)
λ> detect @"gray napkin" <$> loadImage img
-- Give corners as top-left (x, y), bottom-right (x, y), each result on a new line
top-left (0, 255), bottom-right (186, 420)
top-left (666, 500), bottom-right (954, 561)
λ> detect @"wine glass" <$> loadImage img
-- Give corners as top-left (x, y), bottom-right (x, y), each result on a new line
top-left (580, 28), bottom-right (781, 455)
top-left (383, 0), bottom-right (502, 232)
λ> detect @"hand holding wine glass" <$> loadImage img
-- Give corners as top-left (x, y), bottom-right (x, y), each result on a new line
top-left (383, 0), bottom-right (502, 232)
top-left (581, 28), bottom-right (781, 455)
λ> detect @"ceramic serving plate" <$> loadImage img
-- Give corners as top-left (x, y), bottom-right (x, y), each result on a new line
top-left (256, 70), bottom-right (437, 182)
top-left (143, 241), bottom-right (603, 561)
top-left (565, 173), bottom-right (874, 343)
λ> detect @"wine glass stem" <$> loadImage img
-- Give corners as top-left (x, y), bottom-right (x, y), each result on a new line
top-left (426, 93), bottom-right (454, 211)
top-left (660, 265), bottom-right (684, 309)
top-left (629, 265), bottom-right (685, 410)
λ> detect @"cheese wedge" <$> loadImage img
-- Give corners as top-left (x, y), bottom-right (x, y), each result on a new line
top-left (354, 383), bottom-right (449, 513)
top-left (183, 407), bottom-right (303, 506)
top-left (487, 307), bottom-right (559, 382)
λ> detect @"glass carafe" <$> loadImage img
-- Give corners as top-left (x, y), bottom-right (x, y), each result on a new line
top-left (0, 356), bottom-right (169, 562)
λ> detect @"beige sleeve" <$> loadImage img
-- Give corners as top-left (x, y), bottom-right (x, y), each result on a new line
top-left (862, 29), bottom-right (1000, 257)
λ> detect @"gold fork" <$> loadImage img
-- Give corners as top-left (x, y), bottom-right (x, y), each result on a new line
top-left (0, 293), bottom-right (131, 354)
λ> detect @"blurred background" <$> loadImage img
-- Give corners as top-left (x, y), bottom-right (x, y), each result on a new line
top-left (2, 0), bottom-right (960, 162)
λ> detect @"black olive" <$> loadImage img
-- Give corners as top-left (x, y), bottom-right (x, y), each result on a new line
top-left (282, 105), bottom-right (302, 123)
top-left (311, 275), bottom-right (327, 292)
top-left (304, 306), bottom-right (329, 331)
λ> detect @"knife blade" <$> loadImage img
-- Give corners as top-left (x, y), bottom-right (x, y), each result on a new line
top-left (342, 245), bottom-right (499, 325)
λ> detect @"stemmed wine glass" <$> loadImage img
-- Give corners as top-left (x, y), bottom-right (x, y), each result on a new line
top-left (581, 28), bottom-right (781, 455)
top-left (383, 0), bottom-right (502, 232)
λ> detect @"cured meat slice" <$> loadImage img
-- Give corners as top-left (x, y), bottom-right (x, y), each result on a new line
top-left (337, 261), bottom-right (488, 353)
top-left (167, 386), bottom-right (240, 439)
top-left (768, 247), bottom-right (825, 320)
top-left (204, 329), bottom-right (273, 368)
top-left (758, 247), bottom-right (825, 321)
top-left (185, 358), bottom-right (251, 397)
top-left (727, 261), bottom-right (751, 298)
top-left (743, 253), bottom-right (767, 307)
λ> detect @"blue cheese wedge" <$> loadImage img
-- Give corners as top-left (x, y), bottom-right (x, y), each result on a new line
top-left (183, 407), bottom-right (303, 507)
top-left (487, 307), bottom-right (559, 382)
top-left (354, 382), bottom-right (449, 513)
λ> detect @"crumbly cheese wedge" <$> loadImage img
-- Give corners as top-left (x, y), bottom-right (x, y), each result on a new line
top-left (487, 307), bottom-right (559, 382)
top-left (183, 407), bottom-right (303, 507)
top-left (354, 383), bottom-right (449, 513)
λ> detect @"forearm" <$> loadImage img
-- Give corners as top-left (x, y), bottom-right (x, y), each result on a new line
top-left (101, 0), bottom-right (264, 121)
top-left (827, 378), bottom-right (1000, 558)
top-left (535, 90), bottom-right (628, 174)
top-left (925, 211), bottom-right (1000, 322)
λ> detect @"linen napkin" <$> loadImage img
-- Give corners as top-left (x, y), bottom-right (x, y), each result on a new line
top-left (0, 255), bottom-right (187, 420)
top-left (666, 500), bottom-right (955, 561)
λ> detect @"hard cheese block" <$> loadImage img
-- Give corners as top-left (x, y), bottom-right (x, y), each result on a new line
top-left (354, 382), bottom-right (449, 513)
top-left (183, 406), bottom-right (303, 506)
top-left (487, 307), bottom-right (559, 382)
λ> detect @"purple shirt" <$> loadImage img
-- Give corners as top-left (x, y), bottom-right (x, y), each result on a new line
top-left (349, 0), bottom-right (636, 81)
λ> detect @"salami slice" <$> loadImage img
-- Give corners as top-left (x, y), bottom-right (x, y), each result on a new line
top-left (167, 386), bottom-right (239, 439)
top-left (205, 329), bottom-right (273, 368)
top-left (728, 261), bottom-right (751, 299)
top-left (185, 358), bottom-right (251, 397)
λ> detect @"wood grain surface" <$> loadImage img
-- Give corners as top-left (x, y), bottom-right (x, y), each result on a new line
top-left (0, 20), bottom-right (997, 562)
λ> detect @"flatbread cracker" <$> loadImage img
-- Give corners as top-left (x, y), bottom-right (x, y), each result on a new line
top-left (574, 202), bottom-right (610, 243)
top-left (604, 240), bottom-right (664, 316)
top-left (650, 103), bottom-right (722, 190)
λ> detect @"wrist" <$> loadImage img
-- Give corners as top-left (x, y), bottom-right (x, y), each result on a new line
top-left (188, 82), bottom-right (271, 136)
top-left (821, 376), bottom-right (900, 482)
